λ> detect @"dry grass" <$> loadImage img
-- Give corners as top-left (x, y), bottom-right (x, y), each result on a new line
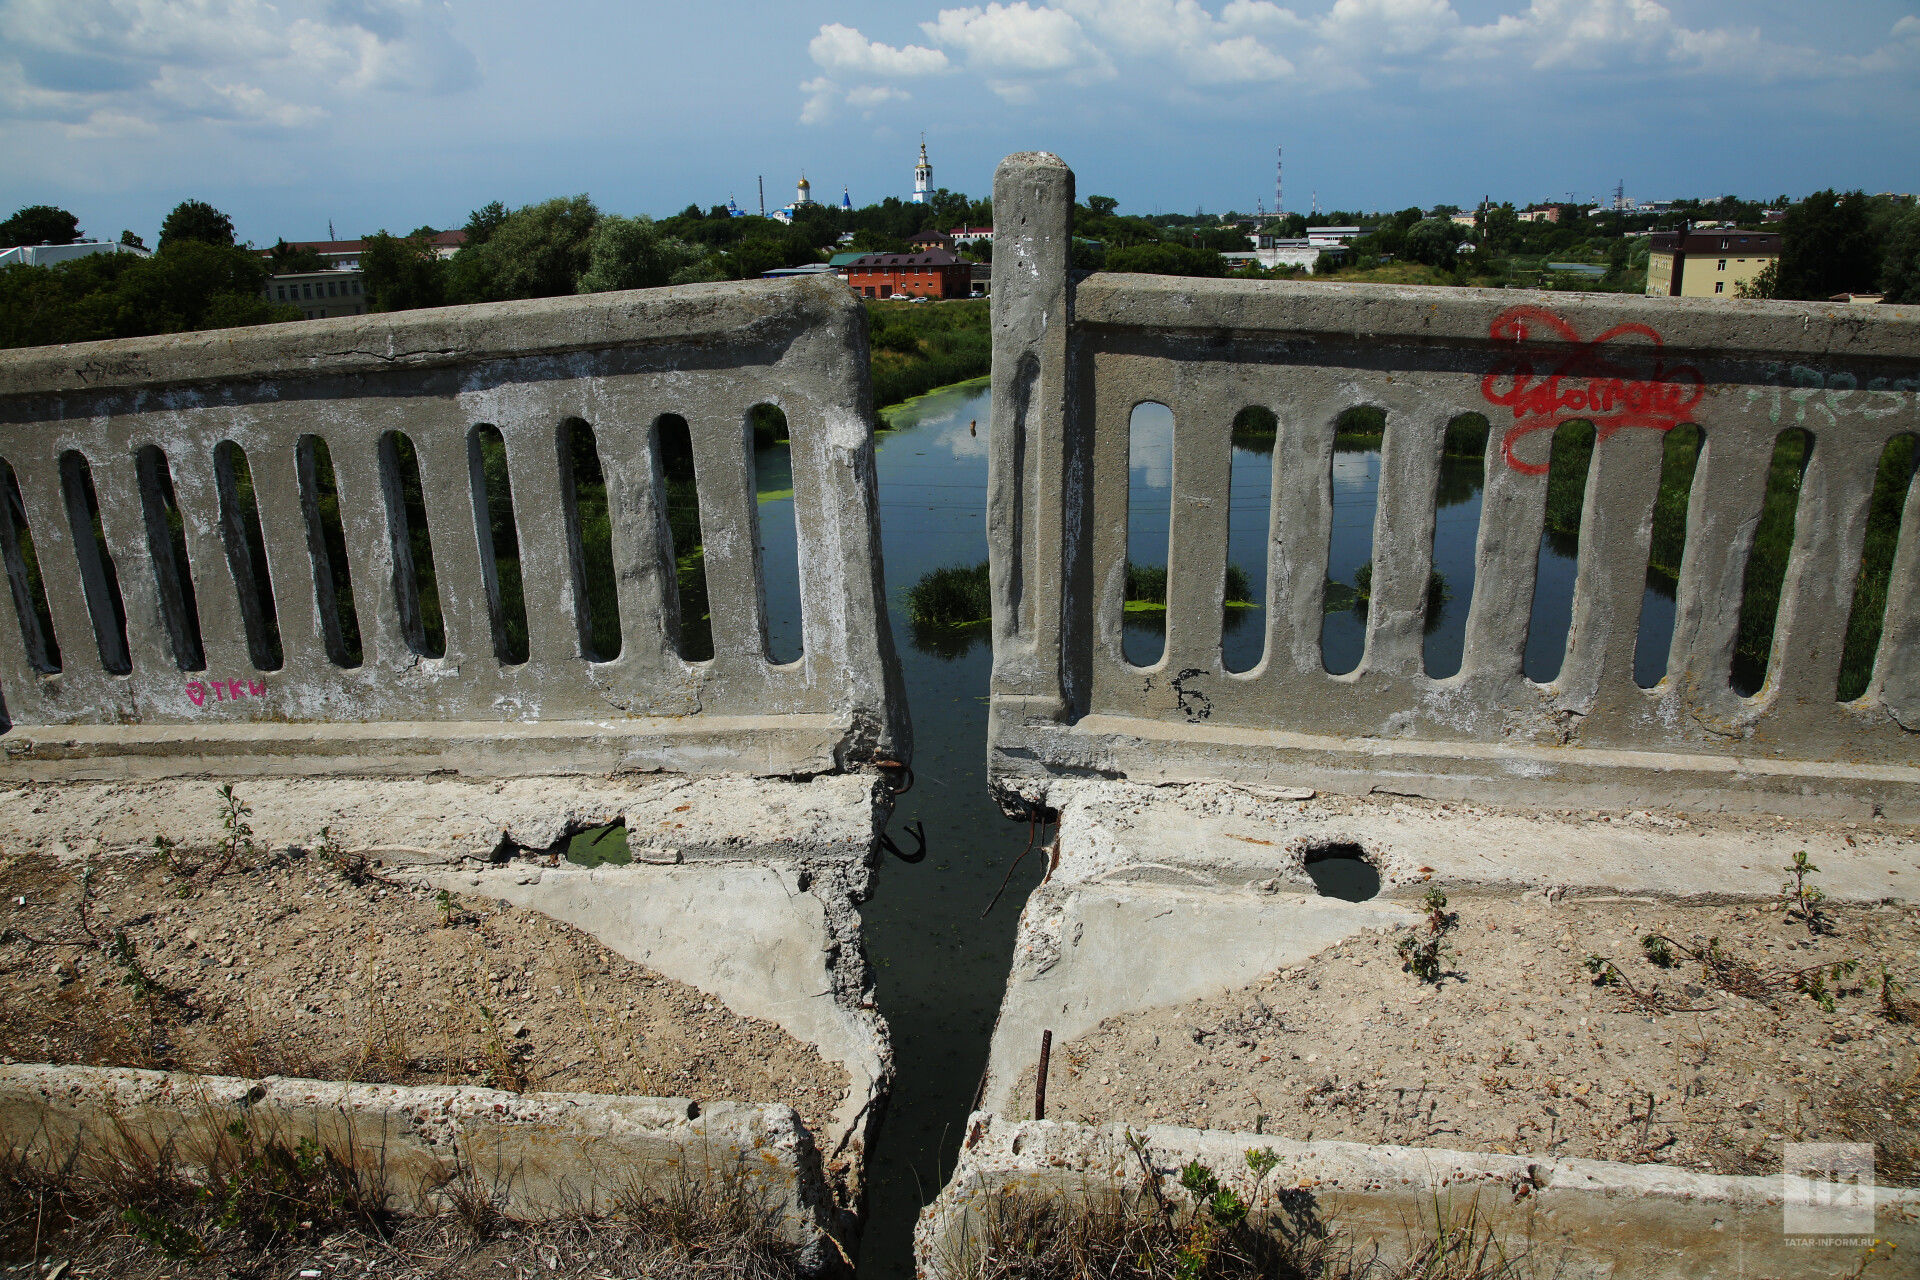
top-left (939, 1136), bottom-right (1554, 1280)
top-left (1, 1119), bottom-right (808, 1280)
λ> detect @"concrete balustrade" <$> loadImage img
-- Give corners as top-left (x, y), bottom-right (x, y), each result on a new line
top-left (0, 275), bottom-right (907, 779)
top-left (987, 150), bottom-right (1918, 821)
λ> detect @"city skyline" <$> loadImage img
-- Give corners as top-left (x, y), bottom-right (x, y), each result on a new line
top-left (2, 1), bottom-right (1915, 248)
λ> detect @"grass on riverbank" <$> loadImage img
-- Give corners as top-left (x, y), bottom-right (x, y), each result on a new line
top-left (867, 299), bottom-right (991, 410)
top-left (1, 1122), bottom-right (806, 1280)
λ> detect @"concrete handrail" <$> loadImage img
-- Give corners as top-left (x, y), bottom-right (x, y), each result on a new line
top-left (987, 151), bottom-right (1919, 820)
top-left (0, 276), bottom-right (907, 778)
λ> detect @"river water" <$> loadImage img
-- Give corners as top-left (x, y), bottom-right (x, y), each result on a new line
top-left (743, 381), bottom-right (1685, 1276)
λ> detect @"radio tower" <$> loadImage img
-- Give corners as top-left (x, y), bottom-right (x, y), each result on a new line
top-left (1274, 145), bottom-right (1283, 218)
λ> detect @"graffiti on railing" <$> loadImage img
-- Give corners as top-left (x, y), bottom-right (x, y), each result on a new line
top-left (185, 679), bottom-right (267, 708)
top-left (1480, 306), bottom-right (1703, 475)
top-left (1745, 363), bottom-right (1918, 426)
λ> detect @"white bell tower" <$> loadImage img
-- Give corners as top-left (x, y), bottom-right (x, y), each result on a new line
top-left (912, 137), bottom-right (931, 205)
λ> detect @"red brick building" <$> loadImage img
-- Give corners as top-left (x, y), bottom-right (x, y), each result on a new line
top-left (845, 249), bottom-right (972, 300)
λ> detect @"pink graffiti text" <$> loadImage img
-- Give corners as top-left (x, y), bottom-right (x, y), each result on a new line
top-left (186, 679), bottom-right (268, 708)
top-left (1479, 306), bottom-right (1703, 475)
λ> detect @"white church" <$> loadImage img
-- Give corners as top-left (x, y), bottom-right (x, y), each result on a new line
top-left (765, 142), bottom-right (934, 223)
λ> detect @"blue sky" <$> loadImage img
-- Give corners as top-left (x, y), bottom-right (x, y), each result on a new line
top-left (3, 1), bottom-right (1916, 247)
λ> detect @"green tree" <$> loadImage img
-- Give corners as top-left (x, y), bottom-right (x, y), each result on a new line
top-left (446, 195), bottom-right (598, 302)
top-left (462, 201), bottom-right (508, 247)
top-left (1, 205), bottom-right (82, 246)
top-left (576, 215), bottom-right (720, 292)
top-left (359, 231), bottom-right (447, 311)
top-left (1403, 217), bottom-right (1466, 268)
top-left (119, 229), bottom-right (146, 250)
top-left (1879, 204), bottom-right (1920, 303)
top-left (1775, 190), bottom-right (1878, 300)
top-left (158, 200), bottom-right (236, 251)
top-left (267, 238), bottom-right (325, 274)
top-left (1103, 241), bottom-right (1225, 277)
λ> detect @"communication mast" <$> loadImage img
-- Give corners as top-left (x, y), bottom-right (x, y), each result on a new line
top-left (1274, 145), bottom-right (1283, 218)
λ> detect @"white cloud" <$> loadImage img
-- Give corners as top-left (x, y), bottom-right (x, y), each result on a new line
top-left (810, 23), bottom-right (949, 76)
top-left (0, 0), bottom-right (478, 136)
top-left (847, 84), bottom-right (913, 108)
top-left (800, 1), bottom-right (1917, 122)
top-left (922, 3), bottom-right (1113, 77)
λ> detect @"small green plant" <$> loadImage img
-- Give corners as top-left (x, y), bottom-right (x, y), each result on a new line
top-left (108, 929), bottom-right (165, 1002)
top-left (314, 825), bottom-right (372, 886)
top-left (1396, 887), bottom-right (1456, 984)
top-left (1583, 953), bottom-right (1619, 986)
top-left (1782, 850), bottom-right (1828, 934)
top-left (213, 783), bottom-right (260, 877)
top-left (1641, 933), bottom-right (1675, 968)
top-left (1793, 959), bottom-right (1860, 1013)
top-left (1243, 1147), bottom-right (1280, 1179)
top-left (121, 1205), bottom-right (205, 1259)
top-left (436, 888), bottom-right (456, 928)
top-left (1877, 965), bottom-right (1911, 1022)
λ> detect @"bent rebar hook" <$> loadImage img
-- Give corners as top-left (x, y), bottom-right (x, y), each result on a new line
top-left (880, 819), bottom-right (927, 863)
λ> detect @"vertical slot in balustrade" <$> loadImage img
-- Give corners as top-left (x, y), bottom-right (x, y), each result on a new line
top-left (0, 458), bottom-right (59, 671)
top-left (751, 404), bottom-right (804, 665)
top-left (1732, 428), bottom-right (1812, 697)
top-left (1423, 414), bottom-right (1489, 678)
top-left (1523, 421), bottom-right (1596, 684)
top-left (469, 425), bottom-right (529, 665)
top-left (213, 442), bottom-right (283, 671)
top-left (135, 445), bottom-right (205, 671)
top-left (295, 435), bottom-right (362, 668)
top-left (379, 431), bottom-right (446, 659)
top-left (1321, 406), bottom-right (1384, 676)
top-left (1837, 432), bottom-right (1915, 702)
top-left (656, 414), bottom-right (712, 662)
top-left (1224, 406), bottom-right (1275, 674)
top-left (60, 451), bottom-right (131, 674)
top-left (1123, 401), bottom-right (1174, 669)
top-left (1634, 424), bottom-right (1703, 689)
top-left (561, 419), bottom-right (620, 662)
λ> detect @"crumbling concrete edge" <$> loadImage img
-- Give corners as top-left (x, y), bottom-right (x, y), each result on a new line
top-left (0, 1063), bottom-right (848, 1276)
top-left (919, 1114), bottom-right (1920, 1280)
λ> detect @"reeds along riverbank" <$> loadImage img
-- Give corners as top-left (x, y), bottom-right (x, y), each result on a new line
top-left (866, 299), bottom-right (990, 410)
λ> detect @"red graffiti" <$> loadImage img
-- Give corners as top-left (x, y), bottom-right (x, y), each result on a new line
top-left (1479, 306), bottom-right (1703, 475)
top-left (185, 679), bottom-right (267, 708)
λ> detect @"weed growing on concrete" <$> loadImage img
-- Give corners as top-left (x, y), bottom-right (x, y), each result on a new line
top-left (313, 825), bottom-right (372, 886)
top-left (1395, 888), bottom-right (1455, 984)
top-left (107, 929), bottom-right (165, 1003)
top-left (1781, 850), bottom-right (1828, 934)
top-left (436, 888), bottom-right (456, 927)
top-left (944, 1131), bottom-right (1545, 1279)
top-left (212, 784), bottom-right (260, 877)
top-left (1640, 934), bottom-right (1674, 968)
top-left (1877, 964), bottom-right (1915, 1022)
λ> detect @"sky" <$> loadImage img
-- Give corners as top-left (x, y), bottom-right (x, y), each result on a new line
top-left (2, 0), bottom-right (1917, 247)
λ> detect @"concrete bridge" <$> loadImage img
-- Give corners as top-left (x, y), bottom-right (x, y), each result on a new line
top-left (0, 276), bottom-right (908, 1270)
top-left (1, 150), bottom-right (1918, 1278)
top-left (923, 152), bottom-right (1920, 1278)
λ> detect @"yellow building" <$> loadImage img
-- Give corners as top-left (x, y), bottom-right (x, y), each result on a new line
top-left (1645, 230), bottom-right (1781, 298)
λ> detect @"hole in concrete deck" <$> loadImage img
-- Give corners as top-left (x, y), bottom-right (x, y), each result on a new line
top-left (0, 456), bottom-right (59, 673)
top-left (1302, 843), bottom-right (1380, 901)
top-left (566, 821), bottom-right (631, 867)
